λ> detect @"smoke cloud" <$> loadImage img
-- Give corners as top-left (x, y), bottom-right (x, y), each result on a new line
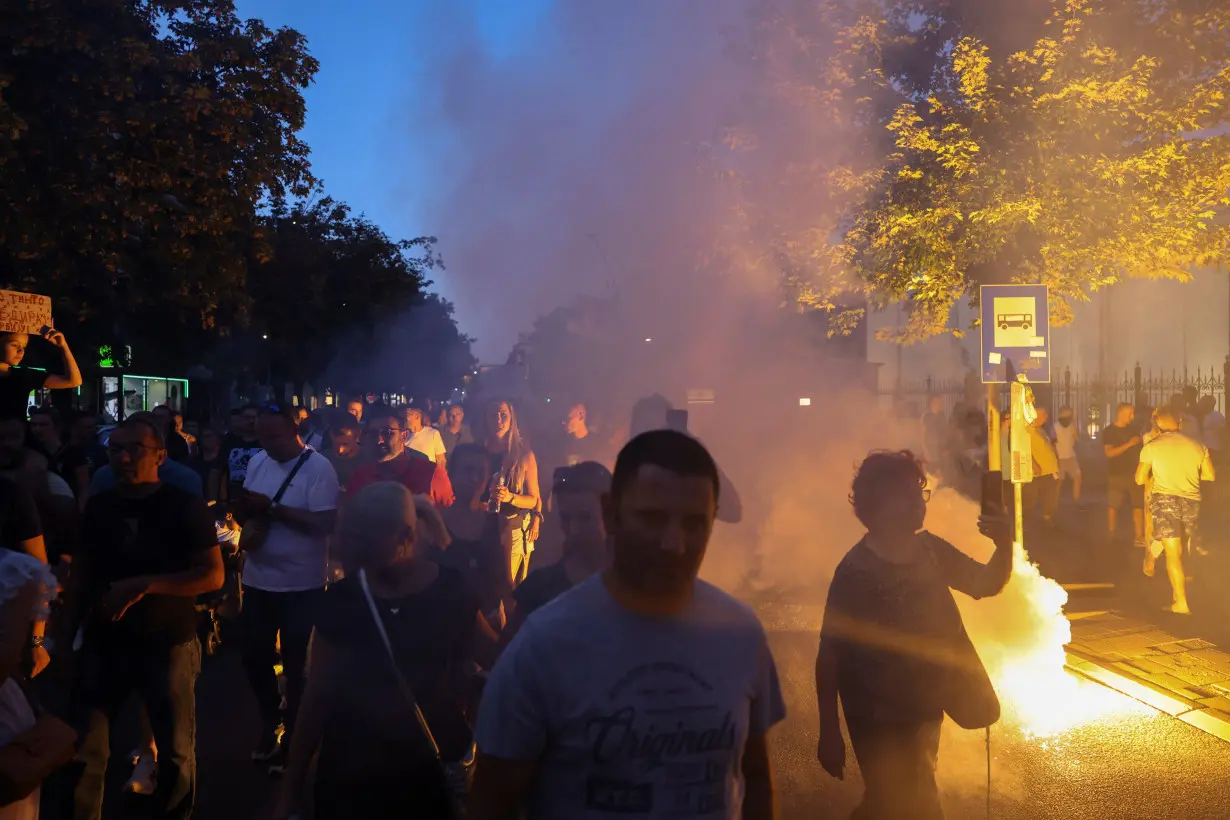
top-left (404, 0), bottom-right (1126, 802)
top-left (408, 0), bottom-right (763, 361)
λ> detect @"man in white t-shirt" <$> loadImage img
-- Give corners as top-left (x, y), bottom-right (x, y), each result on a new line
top-left (1053, 406), bottom-right (1081, 504)
top-left (404, 406), bottom-right (448, 467)
top-left (231, 403), bottom-right (339, 775)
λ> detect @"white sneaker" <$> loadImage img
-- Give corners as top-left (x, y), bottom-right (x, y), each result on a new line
top-left (125, 753), bottom-right (158, 795)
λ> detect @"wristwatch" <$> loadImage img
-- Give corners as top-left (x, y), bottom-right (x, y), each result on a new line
top-left (30, 636), bottom-right (44, 649)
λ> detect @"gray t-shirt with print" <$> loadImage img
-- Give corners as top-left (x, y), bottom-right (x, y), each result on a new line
top-left (475, 574), bottom-right (786, 820)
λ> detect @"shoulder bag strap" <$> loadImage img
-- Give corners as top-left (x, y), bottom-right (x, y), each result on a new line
top-left (357, 568), bottom-right (442, 761)
top-left (272, 451), bottom-right (312, 504)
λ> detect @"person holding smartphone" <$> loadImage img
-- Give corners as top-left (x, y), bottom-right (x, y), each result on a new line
top-left (231, 404), bottom-right (340, 776)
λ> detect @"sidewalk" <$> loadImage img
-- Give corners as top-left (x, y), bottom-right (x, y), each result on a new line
top-left (1027, 501), bottom-right (1230, 742)
top-left (1065, 611), bottom-right (1230, 742)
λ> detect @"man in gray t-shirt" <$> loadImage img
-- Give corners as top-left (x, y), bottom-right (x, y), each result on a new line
top-left (470, 430), bottom-right (786, 820)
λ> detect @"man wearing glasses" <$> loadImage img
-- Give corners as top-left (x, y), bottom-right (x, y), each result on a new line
top-left (346, 408), bottom-right (454, 508)
top-left (65, 416), bottom-right (224, 820)
top-left (89, 412), bottom-right (203, 497)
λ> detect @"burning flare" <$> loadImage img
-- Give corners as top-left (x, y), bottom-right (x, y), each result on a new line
top-left (927, 488), bottom-right (1134, 738)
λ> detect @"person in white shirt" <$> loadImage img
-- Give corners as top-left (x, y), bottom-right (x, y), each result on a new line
top-left (1053, 406), bottom-right (1081, 503)
top-left (404, 406), bottom-right (448, 467)
top-left (231, 403), bottom-right (339, 775)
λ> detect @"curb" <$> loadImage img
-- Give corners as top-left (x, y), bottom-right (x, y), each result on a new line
top-left (1064, 649), bottom-right (1230, 743)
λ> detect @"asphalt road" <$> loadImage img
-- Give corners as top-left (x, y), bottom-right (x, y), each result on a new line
top-left (767, 629), bottom-right (1230, 820)
top-left (79, 623), bottom-right (1230, 820)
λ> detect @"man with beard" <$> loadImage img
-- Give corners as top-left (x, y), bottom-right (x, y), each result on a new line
top-left (469, 430), bottom-right (785, 820)
top-left (347, 409), bottom-right (455, 508)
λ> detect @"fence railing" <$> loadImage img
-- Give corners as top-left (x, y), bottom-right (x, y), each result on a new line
top-left (886, 360), bottom-right (1230, 436)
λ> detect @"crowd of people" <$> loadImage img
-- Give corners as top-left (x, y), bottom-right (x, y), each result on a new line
top-left (0, 324), bottom-right (1044, 820)
top-left (921, 386), bottom-right (1221, 616)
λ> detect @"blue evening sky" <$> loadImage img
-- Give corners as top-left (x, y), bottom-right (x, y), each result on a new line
top-left (234, 0), bottom-right (552, 305)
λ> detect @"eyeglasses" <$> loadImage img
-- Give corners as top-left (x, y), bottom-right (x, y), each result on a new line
top-left (373, 428), bottom-right (403, 440)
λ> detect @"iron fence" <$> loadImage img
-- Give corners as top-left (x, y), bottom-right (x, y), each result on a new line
top-left (887, 360), bottom-right (1230, 437)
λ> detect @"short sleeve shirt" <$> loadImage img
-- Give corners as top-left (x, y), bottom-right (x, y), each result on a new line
top-left (475, 576), bottom-right (786, 820)
top-left (1102, 423), bottom-right (1142, 477)
top-left (408, 428), bottom-right (448, 463)
top-left (81, 485), bottom-right (218, 646)
top-left (1140, 432), bottom-right (1210, 501)
top-left (241, 449), bottom-right (339, 592)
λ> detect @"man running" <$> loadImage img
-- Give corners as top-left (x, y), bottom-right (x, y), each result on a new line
top-left (1137, 406), bottom-right (1214, 615)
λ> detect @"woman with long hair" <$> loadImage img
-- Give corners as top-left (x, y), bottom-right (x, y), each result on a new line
top-left (276, 483), bottom-right (495, 820)
top-left (473, 400), bottom-right (540, 601)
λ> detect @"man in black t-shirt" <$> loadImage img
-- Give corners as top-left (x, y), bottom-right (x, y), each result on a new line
top-left (213, 404), bottom-right (263, 501)
top-left (1103, 402), bottom-right (1145, 545)
top-left (65, 417), bottom-right (223, 820)
top-left (498, 461), bottom-right (610, 652)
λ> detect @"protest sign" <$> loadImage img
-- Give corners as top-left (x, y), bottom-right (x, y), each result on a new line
top-left (0, 291), bottom-right (52, 335)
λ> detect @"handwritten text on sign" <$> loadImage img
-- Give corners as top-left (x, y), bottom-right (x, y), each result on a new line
top-left (0, 291), bottom-right (52, 335)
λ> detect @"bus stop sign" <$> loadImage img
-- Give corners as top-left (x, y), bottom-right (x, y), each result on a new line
top-left (980, 284), bottom-right (1051, 384)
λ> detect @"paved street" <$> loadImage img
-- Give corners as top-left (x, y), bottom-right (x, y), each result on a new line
top-left (93, 491), bottom-right (1230, 820)
top-left (107, 621), bottom-right (1227, 820)
top-left (767, 629), bottom-right (1230, 820)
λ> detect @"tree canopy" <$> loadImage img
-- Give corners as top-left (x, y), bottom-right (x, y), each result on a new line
top-left (0, 0), bottom-right (318, 354)
top-left (734, 0), bottom-right (1230, 340)
top-left (244, 198), bottom-right (474, 398)
top-left (0, 0), bottom-right (475, 393)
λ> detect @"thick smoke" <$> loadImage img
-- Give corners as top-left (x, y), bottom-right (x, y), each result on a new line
top-left (408, 0), bottom-right (762, 360)
top-left (406, 0), bottom-right (1114, 804)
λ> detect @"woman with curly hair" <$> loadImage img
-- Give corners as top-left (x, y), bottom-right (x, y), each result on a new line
top-left (815, 450), bottom-right (1012, 819)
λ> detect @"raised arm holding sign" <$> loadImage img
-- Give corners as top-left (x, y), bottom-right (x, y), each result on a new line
top-left (0, 291), bottom-right (82, 419)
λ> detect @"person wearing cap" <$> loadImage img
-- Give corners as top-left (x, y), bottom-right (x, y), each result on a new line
top-left (498, 461), bottom-right (611, 650)
top-left (231, 403), bottom-right (340, 775)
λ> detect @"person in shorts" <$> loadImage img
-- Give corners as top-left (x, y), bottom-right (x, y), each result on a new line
top-left (1136, 406), bottom-right (1214, 614)
top-left (1053, 406), bottom-right (1081, 503)
top-left (1103, 403), bottom-right (1144, 546)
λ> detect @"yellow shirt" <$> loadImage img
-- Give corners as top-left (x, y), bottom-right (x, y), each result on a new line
top-left (1028, 425), bottom-right (1059, 477)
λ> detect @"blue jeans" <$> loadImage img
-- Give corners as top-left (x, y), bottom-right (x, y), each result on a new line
top-left (69, 637), bottom-right (201, 820)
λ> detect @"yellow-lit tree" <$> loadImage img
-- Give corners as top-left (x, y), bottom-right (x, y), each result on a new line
top-left (732, 0), bottom-right (1230, 341)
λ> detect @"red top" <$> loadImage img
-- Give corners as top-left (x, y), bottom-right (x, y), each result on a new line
top-left (346, 454), bottom-right (455, 508)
